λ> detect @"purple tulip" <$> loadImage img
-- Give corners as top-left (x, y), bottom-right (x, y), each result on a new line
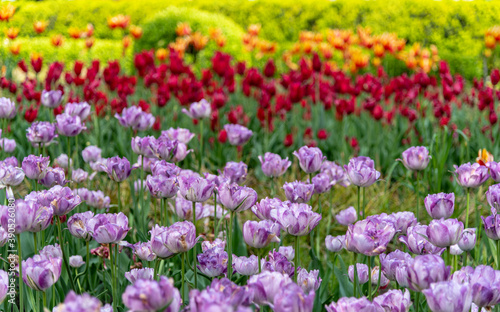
top-left (86, 213), bottom-right (129, 244)
top-left (252, 197), bottom-right (283, 221)
top-left (38, 167), bottom-right (66, 187)
top-left (453, 163), bottom-right (489, 188)
top-left (345, 217), bottom-right (396, 256)
top-left (325, 297), bottom-right (379, 312)
top-left (150, 225), bottom-right (175, 259)
top-left (469, 265), bottom-right (500, 307)
top-left (67, 211), bottom-right (94, 241)
top-left (283, 181), bottom-right (314, 203)
top-left (395, 261), bottom-right (412, 288)
top-left (178, 175), bottom-right (215, 202)
top-left (423, 280), bottom-right (472, 312)
top-left (273, 283), bottom-right (315, 312)
top-left (243, 220), bottom-right (280, 248)
top-left (197, 248), bottom-right (228, 277)
top-left (72, 169), bottom-right (88, 183)
top-left (182, 99), bottom-right (212, 119)
top-left (56, 113), bottom-right (86, 137)
top-left (188, 278), bottom-right (252, 311)
top-left (278, 246), bottom-right (295, 262)
top-left (65, 102), bottom-right (91, 120)
top-left (26, 121), bottom-right (58, 147)
top-left (100, 156), bottom-right (133, 182)
top-left (297, 268), bottom-right (321, 293)
top-left (224, 124), bottom-right (253, 146)
top-left (348, 263), bottom-right (369, 284)
top-left (451, 266), bottom-right (474, 284)
top-left (69, 255), bottom-right (85, 268)
top-left (150, 135), bottom-right (179, 161)
top-left (406, 254), bottom-right (451, 291)
top-left (335, 206), bottom-right (358, 225)
top-left (162, 127), bottom-right (195, 144)
top-left (86, 191), bottom-right (111, 210)
top-left (399, 224), bottom-right (445, 255)
top-left (312, 172), bottom-right (332, 194)
top-left (344, 156), bottom-right (381, 187)
top-left (271, 203), bottom-right (321, 236)
top-left (133, 241), bottom-right (156, 262)
top-left (222, 161), bottom-right (248, 184)
top-left (53, 291), bottom-right (106, 311)
top-left (0, 98), bottom-right (15, 119)
top-left (54, 154), bottom-right (72, 169)
top-left (262, 250), bottom-right (295, 277)
top-left (171, 143), bottom-right (193, 163)
top-left (486, 184), bottom-right (500, 213)
top-left (259, 152), bottom-right (291, 178)
top-left (2, 156), bottom-right (18, 168)
top-left (321, 161), bottom-right (350, 187)
top-left (390, 211), bottom-right (417, 234)
top-left (131, 136), bottom-right (156, 157)
top-left (49, 186), bottom-right (82, 216)
top-left (125, 268), bottom-right (154, 283)
top-left (0, 138), bottom-right (15, 153)
top-left (173, 195), bottom-right (211, 221)
top-left (162, 221), bottom-right (197, 253)
top-left (0, 227), bottom-right (7, 247)
top-left (373, 289), bottom-right (412, 312)
top-left (146, 174), bottom-right (178, 199)
top-left (28, 203), bottom-right (53, 233)
top-left (424, 193), bottom-right (455, 219)
top-left (0, 199), bottom-right (36, 234)
top-left (458, 228), bottom-right (476, 252)
top-left (248, 271), bottom-right (293, 305)
top-left (233, 255), bottom-right (259, 276)
top-left (399, 146), bottom-right (431, 171)
top-left (115, 106), bottom-right (154, 131)
top-left (482, 214), bottom-right (500, 240)
top-left (450, 244), bottom-right (463, 255)
top-left (218, 183), bottom-right (258, 212)
top-left (122, 276), bottom-right (181, 312)
top-left (370, 266), bottom-right (390, 287)
top-left (486, 161), bottom-right (500, 182)
top-left (379, 250), bottom-right (413, 281)
top-left (39, 244), bottom-right (63, 259)
top-left (426, 218), bottom-right (464, 248)
top-left (82, 146), bottom-right (102, 164)
top-left (293, 146), bottom-right (325, 174)
top-left (22, 254), bottom-right (62, 291)
top-left (0, 165), bottom-right (25, 188)
top-left (325, 235), bottom-right (344, 252)
top-left (0, 269), bottom-right (7, 303)
top-left (21, 155), bottom-right (49, 180)
top-left (202, 239), bottom-right (226, 253)
top-left (41, 90), bottom-right (63, 108)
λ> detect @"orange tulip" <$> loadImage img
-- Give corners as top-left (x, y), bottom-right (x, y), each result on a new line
top-left (247, 24), bottom-right (261, 37)
top-left (122, 35), bottom-right (132, 49)
top-left (68, 27), bottom-right (82, 39)
top-left (0, 4), bottom-right (15, 22)
top-left (85, 37), bottom-right (95, 49)
top-left (51, 34), bottom-right (64, 47)
top-left (156, 48), bottom-right (168, 61)
top-left (175, 22), bottom-right (191, 37)
top-left (477, 149), bottom-right (494, 166)
top-left (33, 21), bottom-right (48, 34)
top-left (108, 14), bottom-right (130, 29)
top-left (9, 42), bottom-right (20, 55)
top-left (5, 27), bottom-right (19, 40)
top-left (129, 25), bottom-right (143, 39)
top-left (191, 31), bottom-right (208, 51)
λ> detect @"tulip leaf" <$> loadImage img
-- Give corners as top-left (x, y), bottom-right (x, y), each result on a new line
top-left (232, 215), bottom-right (248, 257)
top-left (333, 254), bottom-right (353, 298)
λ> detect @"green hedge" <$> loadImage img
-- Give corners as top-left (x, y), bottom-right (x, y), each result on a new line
top-left (6, 0), bottom-right (500, 79)
top-left (134, 7), bottom-right (247, 63)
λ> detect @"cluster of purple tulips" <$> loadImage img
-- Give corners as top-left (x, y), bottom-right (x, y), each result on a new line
top-left (1, 98), bottom-right (500, 312)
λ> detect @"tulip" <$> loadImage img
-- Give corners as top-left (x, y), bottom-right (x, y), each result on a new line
top-left (278, 246), bottom-right (295, 262)
top-left (100, 156), bottom-right (133, 182)
top-left (67, 211), bottom-right (94, 241)
top-left (469, 265), bottom-right (500, 307)
top-left (243, 220), bottom-right (280, 249)
top-left (28, 204), bottom-right (53, 233)
top-left (178, 175), bottom-right (215, 202)
top-left (344, 217), bottom-right (396, 256)
top-left (122, 276), bottom-right (181, 312)
top-left (273, 283), bottom-right (315, 312)
top-left (426, 218), bottom-right (464, 248)
top-left (262, 250), bottom-right (295, 277)
top-left (379, 250), bottom-right (413, 281)
top-left (162, 127), bottom-right (195, 144)
top-left (162, 221), bottom-right (197, 253)
top-left (39, 167), bottom-right (66, 188)
top-left (348, 263), bottom-right (369, 284)
top-left (454, 163), bottom-right (489, 227)
top-left (224, 124), bottom-right (253, 146)
top-left (486, 161), bottom-right (500, 182)
top-left (151, 160), bottom-right (180, 177)
top-left (56, 113), bottom-right (86, 137)
top-left (171, 143), bottom-right (192, 163)
top-left (390, 211), bottom-right (417, 234)
top-left (86, 213), bottom-right (129, 244)
top-left (218, 183), bottom-right (258, 212)
top-left (458, 228), bottom-right (476, 252)
top-left (335, 207), bottom-right (358, 225)
top-left (149, 225), bottom-right (175, 259)
top-left (482, 214), bottom-right (500, 240)
top-left (312, 172), bottom-right (332, 194)
top-left (222, 161), bottom-right (248, 184)
top-left (150, 135), bottom-right (178, 161)
top-left (41, 90), bottom-right (63, 108)
top-left (424, 193), bottom-right (455, 219)
top-left (82, 146), bottom-right (102, 163)
top-left (133, 241), bottom-right (156, 262)
top-left (22, 156), bottom-right (48, 181)
top-left (22, 254), bottom-right (62, 291)
top-left (86, 191), bottom-right (111, 210)
top-left (131, 136), bottom-right (156, 157)
top-left (39, 244), bottom-right (63, 259)
top-left (406, 254), bottom-right (451, 291)
top-left (423, 280), bottom-right (472, 312)
top-left (450, 244), bottom-right (463, 255)
top-left (344, 156), bottom-right (381, 187)
top-left (297, 268), bottom-right (322, 293)
top-left (252, 197), bottom-right (283, 221)
top-left (293, 146), bottom-right (325, 174)
top-left (26, 121), bottom-right (58, 147)
top-left (399, 224), bottom-right (445, 255)
top-left (321, 161), bottom-right (350, 187)
top-left (182, 99), bottom-right (212, 119)
top-left (233, 255), bottom-right (259, 276)
top-left (486, 184), bottom-right (500, 213)
top-left (69, 255), bottom-right (85, 268)
top-left (272, 203), bottom-right (321, 237)
top-left (0, 138), bottom-right (15, 153)
top-left (325, 297), bottom-right (379, 312)
top-left (49, 186), bottom-right (82, 216)
top-left (399, 146), bottom-right (430, 171)
top-left (2, 156), bottom-right (18, 168)
top-left (0, 270), bottom-right (7, 303)
top-left (115, 106), bottom-right (154, 130)
top-left (188, 278), bottom-right (251, 311)
top-left (197, 248), bottom-right (228, 277)
top-left (259, 152), bottom-right (291, 178)
top-left (65, 102), bottom-right (91, 120)
top-left (124, 268), bottom-right (154, 283)
top-left (71, 168), bottom-right (88, 183)
top-left (325, 235), bottom-right (344, 252)
top-left (54, 154), bottom-right (72, 169)
top-left (53, 291), bottom-right (107, 311)
top-left (173, 195), bottom-right (211, 221)
top-left (0, 227), bottom-right (7, 247)
top-left (0, 165), bottom-right (25, 189)
top-left (248, 271), bottom-right (293, 306)
top-left (370, 266), bottom-right (389, 287)
top-left (373, 289), bottom-right (412, 312)
top-left (283, 181), bottom-right (314, 203)
top-left (0, 97), bottom-right (16, 119)
top-left (146, 174), bottom-right (178, 198)
top-left (0, 199), bottom-right (36, 234)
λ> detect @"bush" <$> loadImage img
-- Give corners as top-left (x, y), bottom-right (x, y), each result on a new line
top-left (134, 6), bottom-right (246, 62)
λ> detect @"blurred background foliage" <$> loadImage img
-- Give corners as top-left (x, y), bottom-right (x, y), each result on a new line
top-left (1, 0), bottom-right (499, 79)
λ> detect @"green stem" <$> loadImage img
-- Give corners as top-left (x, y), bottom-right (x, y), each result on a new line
top-left (214, 193), bottom-right (218, 238)
top-left (368, 257), bottom-right (372, 299)
top-left (57, 218), bottom-right (76, 291)
top-left (192, 201), bottom-right (198, 288)
top-left (181, 252), bottom-right (186, 305)
top-left (109, 244), bottom-right (116, 311)
top-left (117, 182), bottom-right (122, 212)
top-left (353, 257), bottom-right (358, 298)
top-left (357, 186), bottom-right (361, 219)
top-left (415, 292), bottom-right (420, 312)
top-left (199, 120), bottom-right (204, 172)
top-left (115, 244), bottom-right (119, 306)
top-left (497, 240), bottom-right (500, 270)
top-left (227, 211), bottom-right (234, 280)
top-left (140, 156), bottom-right (145, 234)
top-left (154, 259), bottom-right (160, 280)
top-left (67, 136), bottom-right (71, 180)
top-left (75, 134), bottom-right (79, 169)
top-left (465, 188), bottom-right (470, 229)
top-left (316, 194), bottom-right (322, 256)
top-left (17, 234), bottom-right (23, 312)
top-left (464, 251), bottom-right (468, 268)
top-left (415, 171), bottom-right (420, 222)
top-left (258, 253), bottom-right (261, 274)
top-left (447, 246), bottom-right (451, 267)
top-left (85, 241), bottom-right (90, 287)
top-left (43, 292), bottom-right (46, 309)
top-left (270, 178), bottom-right (275, 197)
top-left (362, 187), bottom-right (366, 219)
top-left (294, 235), bottom-right (299, 283)
top-left (33, 232), bottom-right (37, 254)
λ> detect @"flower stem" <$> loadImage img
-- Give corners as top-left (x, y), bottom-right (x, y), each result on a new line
top-left (497, 240), bottom-right (500, 270)
top-left (85, 241), bottom-right (90, 287)
top-left (465, 188), bottom-right (470, 228)
top-left (227, 211), bottom-right (234, 280)
top-left (33, 232), bottom-right (37, 254)
top-left (17, 234), bottom-right (23, 312)
top-left (109, 244), bottom-right (116, 311)
top-left (199, 120), bottom-right (204, 172)
top-left (57, 218), bottom-right (76, 291)
top-left (67, 136), bottom-right (71, 180)
top-left (415, 171), bottom-right (420, 222)
top-left (415, 292), bottom-right (420, 312)
top-left (43, 292), bottom-right (47, 309)
top-left (192, 201), bottom-right (197, 289)
top-left (367, 257), bottom-right (373, 299)
top-left (140, 156), bottom-right (145, 234)
top-left (181, 252), bottom-right (186, 305)
top-left (213, 193), bottom-right (218, 238)
top-left (294, 235), bottom-right (299, 283)
top-left (357, 186), bottom-right (361, 219)
top-left (117, 182), bottom-right (122, 212)
top-left (258, 253), bottom-right (261, 274)
top-left (362, 187), bottom-right (366, 219)
top-left (353, 257), bottom-right (358, 298)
